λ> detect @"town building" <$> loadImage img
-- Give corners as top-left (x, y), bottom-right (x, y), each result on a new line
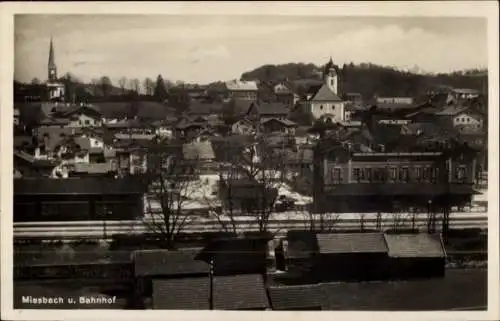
top-left (46, 38), bottom-right (65, 101)
top-left (225, 80), bottom-right (259, 101)
top-left (300, 58), bottom-right (346, 122)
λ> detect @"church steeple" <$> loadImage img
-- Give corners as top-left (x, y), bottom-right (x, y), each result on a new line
top-left (48, 37), bottom-right (57, 82)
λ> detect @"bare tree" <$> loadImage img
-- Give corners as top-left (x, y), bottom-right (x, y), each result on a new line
top-left (129, 78), bottom-right (140, 94)
top-left (230, 135), bottom-right (288, 233)
top-left (142, 144), bottom-right (202, 248)
top-left (143, 77), bottom-right (155, 96)
top-left (118, 77), bottom-right (128, 94)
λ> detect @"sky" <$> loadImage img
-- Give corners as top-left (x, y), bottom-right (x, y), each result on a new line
top-left (14, 14), bottom-right (488, 85)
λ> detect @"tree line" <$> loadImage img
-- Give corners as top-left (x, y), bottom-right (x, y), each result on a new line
top-left (241, 62), bottom-right (488, 100)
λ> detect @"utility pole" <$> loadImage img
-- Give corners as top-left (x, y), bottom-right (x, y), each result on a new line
top-left (208, 256), bottom-right (214, 310)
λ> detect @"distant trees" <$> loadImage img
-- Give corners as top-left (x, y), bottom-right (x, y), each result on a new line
top-left (241, 62), bottom-right (488, 100)
top-left (143, 77), bottom-right (155, 96)
top-left (118, 77), bottom-right (128, 94)
top-left (129, 78), bottom-right (140, 94)
top-left (99, 76), bottom-right (113, 97)
top-left (31, 78), bottom-right (41, 85)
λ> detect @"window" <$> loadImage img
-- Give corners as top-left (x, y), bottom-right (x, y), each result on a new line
top-left (359, 168), bottom-right (366, 181)
top-left (432, 168), bottom-right (439, 183)
top-left (332, 168), bottom-right (342, 183)
top-left (399, 167), bottom-right (409, 182)
top-left (40, 201), bottom-right (90, 221)
top-left (373, 168), bottom-right (382, 181)
top-left (414, 167), bottom-right (422, 180)
top-left (365, 168), bottom-right (372, 181)
top-left (331, 105), bottom-right (335, 111)
top-left (95, 201), bottom-right (138, 220)
top-left (389, 167), bottom-right (397, 180)
top-left (352, 168), bottom-right (360, 181)
top-left (84, 120), bottom-right (90, 125)
top-left (456, 166), bottom-right (467, 181)
top-left (423, 166), bottom-right (432, 180)
top-left (320, 105), bottom-right (323, 110)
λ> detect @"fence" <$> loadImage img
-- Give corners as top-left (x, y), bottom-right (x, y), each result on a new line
top-left (14, 211), bottom-right (487, 240)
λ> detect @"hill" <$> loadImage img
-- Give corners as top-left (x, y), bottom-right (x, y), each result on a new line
top-left (240, 62), bottom-right (488, 100)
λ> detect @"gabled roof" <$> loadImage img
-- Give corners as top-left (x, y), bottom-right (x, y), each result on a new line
top-left (133, 249), bottom-right (208, 277)
top-left (187, 102), bottom-right (224, 116)
top-left (153, 277), bottom-right (209, 309)
top-left (260, 118), bottom-right (297, 127)
top-left (152, 274), bottom-right (269, 310)
top-left (72, 162), bottom-right (115, 174)
top-left (213, 274), bottom-right (269, 310)
top-left (182, 141), bottom-right (215, 161)
top-left (316, 233), bottom-right (388, 254)
top-left (14, 177), bottom-right (147, 196)
top-left (434, 105), bottom-right (469, 116)
top-left (269, 284), bottom-right (323, 310)
top-left (384, 234), bottom-right (446, 258)
top-left (309, 84), bottom-right (342, 102)
top-left (14, 150), bottom-right (59, 168)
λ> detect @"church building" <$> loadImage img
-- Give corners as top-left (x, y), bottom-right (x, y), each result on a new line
top-left (46, 38), bottom-right (66, 102)
top-left (300, 57), bottom-right (346, 123)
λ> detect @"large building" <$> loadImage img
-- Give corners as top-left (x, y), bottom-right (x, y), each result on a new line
top-left (312, 123), bottom-right (479, 214)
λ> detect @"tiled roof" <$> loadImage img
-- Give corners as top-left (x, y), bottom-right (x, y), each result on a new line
top-left (309, 84), bottom-right (342, 102)
top-left (153, 277), bottom-right (209, 310)
top-left (434, 105), bottom-right (469, 116)
top-left (260, 118), bottom-right (297, 127)
top-left (213, 274), bottom-right (269, 310)
top-left (269, 284), bottom-right (323, 310)
top-left (14, 150), bottom-right (58, 167)
top-left (316, 233), bottom-right (388, 254)
top-left (40, 117), bottom-right (71, 126)
top-left (384, 234), bottom-right (446, 258)
top-left (72, 162), bottom-right (115, 174)
top-left (286, 230), bottom-right (318, 259)
top-left (197, 237), bottom-right (269, 275)
top-left (61, 105), bottom-right (102, 118)
top-left (226, 80), bottom-right (259, 91)
top-left (255, 102), bottom-right (289, 116)
top-left (114, 133), bottom-right (156, 141)
top-left (133, 249), bottom-right (208, 277)
top-left (152, 274), bottom-right (269, 310)
top-left (182, 141), bottom-right (215, 160)
top-left (453, 88), bottom-right (480, 94)
top-left (14, 177), bottom-right (147, 195)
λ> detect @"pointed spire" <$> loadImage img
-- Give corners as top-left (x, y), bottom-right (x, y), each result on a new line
top-left (48, 37), bottom-right (56, 68)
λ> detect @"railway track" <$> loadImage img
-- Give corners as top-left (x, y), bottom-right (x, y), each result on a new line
top-left (14, 211), bottom-right (488, 239)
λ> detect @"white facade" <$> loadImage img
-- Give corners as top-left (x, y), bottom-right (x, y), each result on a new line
top-left (305, 101), bottom-right (346, 122)
top-left (324, 68), bottom-right (338, 96)
top-left (66, 113), bottom-right (103, 128)
top-left (47, 83), bottom-right (65, 100)
top-left (453, 112), bottom-right (483, 128)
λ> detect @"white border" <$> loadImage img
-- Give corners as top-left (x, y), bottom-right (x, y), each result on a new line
top-left (1, 2), bottom-right (499, 321)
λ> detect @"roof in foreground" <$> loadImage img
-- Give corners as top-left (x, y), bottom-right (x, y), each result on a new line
top-left (384, 233), bottom-right (446, 258)
top-left (152, 274), bottom-right (269, 310)
top-left (14, 177), bottom-right (147, 195)
top-left (316, 232), bottom-right (388, 254)
top-left (133, 249), bottom-right (207, 277)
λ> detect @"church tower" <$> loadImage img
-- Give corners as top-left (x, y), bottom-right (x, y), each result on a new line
top-left (48, 37), bottom-right (57, 82)
top-left (323, 57), bottom-right (339, 96)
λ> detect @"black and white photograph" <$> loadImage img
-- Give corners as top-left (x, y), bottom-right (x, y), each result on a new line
top-left (1, 1), bottom-right (499, 320)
